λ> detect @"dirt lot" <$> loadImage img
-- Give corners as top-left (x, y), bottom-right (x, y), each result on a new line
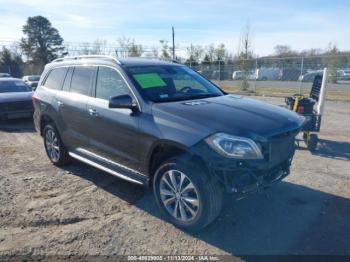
top-left (0, 96), bottom-right (350, 258)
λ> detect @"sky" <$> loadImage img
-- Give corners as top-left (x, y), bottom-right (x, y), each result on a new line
top-left (0, 0), bottom-right (349, 56)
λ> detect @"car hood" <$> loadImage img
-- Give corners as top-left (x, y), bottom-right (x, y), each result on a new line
top-left (0, 92), bottom-right (33, 103)
top-left (152, 95), bottom-right (304, 145)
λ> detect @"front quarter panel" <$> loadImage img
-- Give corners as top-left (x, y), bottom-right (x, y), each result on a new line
top-left (137, 105), bottom-right (214, 174)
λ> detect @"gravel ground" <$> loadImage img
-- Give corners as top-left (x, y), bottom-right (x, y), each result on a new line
top-left (0, 96), bottom-right (349, 258)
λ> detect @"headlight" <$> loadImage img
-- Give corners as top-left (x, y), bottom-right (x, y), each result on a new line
top-left (205, 133), bottom-right (263, 159)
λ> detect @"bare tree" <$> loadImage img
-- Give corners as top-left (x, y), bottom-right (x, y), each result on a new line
top-left (116, 37), bottom-right (132, 57)
top-left (128, 42), bottom-right (143, 57)
top-left (274, 45), bottom-right (294, 57)
top-left (205, 44), bottom-right (216, 63)
top-left (91, 39), bottom-right (107, 55)
top-left (186, 44), bottom-right (203, 65)
top-left (237, 22), bottom-right (253, 91)
top-left (327, 42), bottom-right (339, 83)
top-left (79, 42), bottom-right (91, 55)
top-left (214, 43), bottom-right (227, 61)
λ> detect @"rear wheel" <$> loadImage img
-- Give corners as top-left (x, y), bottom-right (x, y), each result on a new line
top-left (153, 158), bottom-right (223, 231)
top-left (43, 124), bottom-right (71, 166)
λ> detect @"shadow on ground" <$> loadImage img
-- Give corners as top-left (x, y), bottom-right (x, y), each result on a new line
top-left (312, 139), bottom-right (350, 161)
top-left (0, 118), bottom-right (35, 133)
top-left (296, 137), bottom-right (350, 161)
top-left (61, 161), bottom-right (350, 255)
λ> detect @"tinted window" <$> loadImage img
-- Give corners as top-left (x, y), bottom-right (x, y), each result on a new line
top-left (95, 67), bottom-right (131, 100)
top-left (62, 67), bottom-right (73, 91)
top-left (70, 66), bottom-right (95, 96)
top-left (44, 68), bottom-right (67, 90)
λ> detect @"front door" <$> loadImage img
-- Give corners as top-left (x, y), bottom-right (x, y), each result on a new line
top-left (85, 66), bottom-right (141, 172)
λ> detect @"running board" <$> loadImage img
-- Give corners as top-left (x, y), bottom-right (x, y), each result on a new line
top-left (68, 152), bottom-right (145, 185)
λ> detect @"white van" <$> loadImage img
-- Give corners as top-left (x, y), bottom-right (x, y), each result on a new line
top-left (256, 68), bottom-right (279, 81)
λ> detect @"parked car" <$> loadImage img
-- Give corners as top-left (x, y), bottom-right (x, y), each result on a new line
top-left (299, 71), bottom-right (323, 82)
top-left (0, 78), bottom-right (34, 120)
top-left (232, 70), bottom-right (255, 80)
top-left (0, 73), bottom-right (11, 78)
top-left (336, 70), bottom-right (350, 81)
top-left (33, 56), bottom-right (304, 231)
top-left (232, 71), bottom-right (244, 80)
top-left (23, 75), bottom-right (41, 90)
top-left (256, 68), bottom-right (279, 81)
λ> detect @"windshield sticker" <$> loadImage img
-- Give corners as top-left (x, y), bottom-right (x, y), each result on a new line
top-left (133, 73), bottom-right (166, 89)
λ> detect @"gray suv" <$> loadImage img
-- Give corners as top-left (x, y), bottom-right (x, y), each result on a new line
top-left (33, 56), bottom-right (304, 231)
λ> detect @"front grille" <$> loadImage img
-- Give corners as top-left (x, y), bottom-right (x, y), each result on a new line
top-left (268, 133), bottom-right (296, 164)
top-left (1, 101), bottom-right (33, 111)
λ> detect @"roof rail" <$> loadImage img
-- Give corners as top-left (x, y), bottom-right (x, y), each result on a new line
top-left (52, 55), bottom-right (121, 64)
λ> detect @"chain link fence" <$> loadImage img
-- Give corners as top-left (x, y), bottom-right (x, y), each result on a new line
top-left (1, 38), bottom-right (349, 99)
top-left (189, 55), bottom-right (350, 97)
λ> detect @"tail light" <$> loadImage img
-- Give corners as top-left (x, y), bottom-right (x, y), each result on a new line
top-left (32, 96), bottom-right (37, 105)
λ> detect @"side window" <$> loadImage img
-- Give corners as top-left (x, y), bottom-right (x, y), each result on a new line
top-left (44, 67), bottom-right (67, 90)
top-left (62, 67), bottom-right (73, 91)
top-left (95, 67), bottom-right (131, 100)
top-left (70, 66), bottom-right (95, 96)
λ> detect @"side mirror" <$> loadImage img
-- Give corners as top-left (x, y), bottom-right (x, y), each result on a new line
top-left (108, 95), bottom-right (139, 112)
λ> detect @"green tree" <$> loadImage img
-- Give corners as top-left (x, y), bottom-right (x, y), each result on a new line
top-left (20, 16), bottom-right (66, 66)
top-left (159, 40), bottom-right (171, 59)
top-left (0, 47), bottom-right (23, 77)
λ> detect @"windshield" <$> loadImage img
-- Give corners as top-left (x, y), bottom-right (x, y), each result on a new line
top-left (126, 65), bottom-right (224, 102)
top-left (0, 80), bottom-right (32, 93)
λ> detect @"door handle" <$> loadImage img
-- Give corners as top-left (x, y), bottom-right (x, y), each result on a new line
top-left (88, 108), bottom-right (99, 117)
top-left (57, 100), bottom-right (64, 107)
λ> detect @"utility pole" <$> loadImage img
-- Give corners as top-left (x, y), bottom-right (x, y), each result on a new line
top-left (172, 26), bottom-right (175, 60)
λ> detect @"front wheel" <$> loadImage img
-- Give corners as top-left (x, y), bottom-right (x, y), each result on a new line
top-left (153, 159), bottom-right (223, 231)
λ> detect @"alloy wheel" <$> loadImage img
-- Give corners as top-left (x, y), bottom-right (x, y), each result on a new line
top-left (159, 169), bottom-right (200, 222)
top-left (45, 129), bottom-right (60, 162)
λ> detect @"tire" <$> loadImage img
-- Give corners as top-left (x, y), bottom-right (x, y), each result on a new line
top-left (43, 124), bottom-right (71, 166)
top-left (153, 158), bottom-right (223, 231)
top-left (307, 134), bottom-right (318, 152)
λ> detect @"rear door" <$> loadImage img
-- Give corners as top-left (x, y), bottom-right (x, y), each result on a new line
top-left (85, 66), bottom-right (141, 172)
top-left (55, 66), bottom-right (96, 150)
top-left (34, 67), bottom-right (67, 132)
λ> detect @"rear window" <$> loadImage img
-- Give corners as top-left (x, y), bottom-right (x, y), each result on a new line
top-left (0, 80), bottom-right (32, 93)
top-left (44, 68), bottom-right (67, 90)
top-left (70, 66), bottom-right (95, 96)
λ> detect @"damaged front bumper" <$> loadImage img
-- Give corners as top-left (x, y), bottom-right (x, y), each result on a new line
top-left (208, 157), bottom-right (292, 198)
top-left (191, 131), bottom-right (297, 198)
